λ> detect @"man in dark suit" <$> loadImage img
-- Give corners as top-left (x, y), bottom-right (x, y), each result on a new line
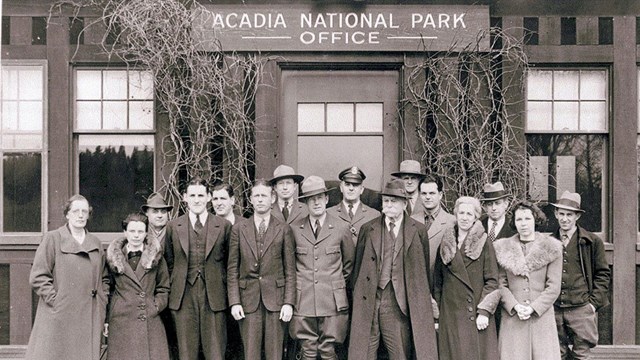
top-left (480, 181), bottom-right (516, 242)
top-left (349, 179), bottom-right (437, 360)
top-left (164, 177), bottom-right (232, 360)
top-left (227, 179), bottom-right (296, 360)
top-left (270, 164), bottom-right (308, 224)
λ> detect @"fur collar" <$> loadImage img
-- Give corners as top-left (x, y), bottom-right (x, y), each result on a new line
top-left (106, 237), bottom-right (163, 274)
top-left (440, 221), bottom-right (487, 265)
top-left (493, 232), bottom-right (562, 276)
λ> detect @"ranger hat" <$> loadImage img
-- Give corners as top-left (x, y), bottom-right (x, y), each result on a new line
top-left (551, 191), bottom-right (585, 213)
top-left (391, 160), bottom-right (426, 178)
top-left (270, 165), bottom-right (304, 185)
top-left (299, 176), bottom-right (333, 200)
top-left (141, 192), bottom-right (173, 212)
top-left (379, 179), bottom-right (411, 199)
top-left (480, 182), bottom-right (511, 201)
top-left (339, 166), bottom-right (366, 185)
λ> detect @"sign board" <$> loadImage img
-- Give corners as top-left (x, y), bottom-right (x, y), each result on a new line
top-left (193, 5), bottom-right (490, 52)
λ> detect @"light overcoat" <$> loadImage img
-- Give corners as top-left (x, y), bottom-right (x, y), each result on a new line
top-left (271, 200), bottom-right (308, 225)
top-left (26, 225), bottom-right (108, 360)
top-left (411, 208), bottom-right (456, 272)
top-left (290, 214), bottom-right (355, 317)
top-left (105, 237), bottom-right (170, 360)
top-left (433, 221), bottom-right (500, 360)
top-left (493, 233), bottom-right (563, 360)
top-left (327, 201), bottom-right (380, 245)
top-left (348, 216), bottom-right (438, 360)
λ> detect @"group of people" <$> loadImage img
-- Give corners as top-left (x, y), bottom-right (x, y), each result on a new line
top-left (25, 159), bottom-right (610, 360)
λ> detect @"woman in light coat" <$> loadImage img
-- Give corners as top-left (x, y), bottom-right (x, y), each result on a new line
top-left (26, 195), bottom-right (108, 360)
top-left (493, 201), bottom-right (562, 360)
top-left (105, 213), bottom-right (170, 360)
top-left (433, 196), bottom-right (500, 360)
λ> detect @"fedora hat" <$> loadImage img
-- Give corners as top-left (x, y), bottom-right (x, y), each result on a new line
top-left (338, 166), bottom-right (366, 185)
top-left (270, 165), bottom-right (304, 185)
top-left (551, 190), bottom-right (585, 213)
top-left (379, 179), bottom-right (411, 199)
top-left (391, 160), bottom-right (426, 178)
top-left (141, 192), bottom-right (173, 212)
top-left (299, 176), bottom-right (333, 199)
top-left (480, 182), bottom-right (511, 201)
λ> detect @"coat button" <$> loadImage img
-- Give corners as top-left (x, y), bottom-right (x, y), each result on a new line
top-left (467, 298), bottom-right (472, 303)
top-left (138, 304), bottom-right (146, 310)
top-left (314, 269), bottom-right (318, 272)
top-left (315, 257), bottom-right (318, 260)
top-left (139, 315), bottom-right (147, 321)
top-left (254, 263), bottom-right (258, 267)
top-left (139, 292), bottom-right (146, 298)
top-left (468, 307), bottom-right (473, 312)
top-left (315, 280), bottom-right (318, 284)
top-left (524, 300), bottom-right (530, 305)
top-left (259, 276), bottom-right (262, 280)
top-left (469, 316), bottom-right (475, 321)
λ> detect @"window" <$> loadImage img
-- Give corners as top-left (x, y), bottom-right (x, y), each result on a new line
top-left (526, 68), bottom-right (608, 235)
top-left (74, 68), bottom-right (155, 232)
top-left (0, 61), bottom-right (47, 234)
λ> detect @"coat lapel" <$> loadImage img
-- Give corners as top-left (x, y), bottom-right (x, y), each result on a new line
top-left (241, 219), bottom-right (259, 260)
top-left (298, 219), bottom-right (317, 245)
top-left (369, 219), bottom-right (383, 260)
top-left (288, 201), bottom-right (305, 223)
top-left (205, 214), bottom-right (221, 258)
top-left (177, 216), bottom-right (190, 259)
top-left (261, 219), bottom-right (279, 255)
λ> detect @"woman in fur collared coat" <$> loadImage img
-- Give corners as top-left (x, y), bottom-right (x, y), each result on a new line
top-left (105, 213), bottom-right (170, 360)
top-left (493, 201), bottom-right (562, 360)
top-left (433, 196), bottom-right (500, 360)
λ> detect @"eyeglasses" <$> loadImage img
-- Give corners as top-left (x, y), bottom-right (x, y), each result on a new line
top-left (70, 209), bottom-right (89, 215)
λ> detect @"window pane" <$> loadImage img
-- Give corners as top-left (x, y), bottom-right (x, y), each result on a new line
top-left (2, 134), bottom-right (43, 150)
top-left (580, 102), bottom-right (607, 131)
top-left (1, 101), bottom-right (18, 130)
top-left (129, 101), bottom-right (154, 130)
top-left (76, 101), bottom-right (102, 130)
top-left (18, 101), bottom-right (43, 131)
top-left (18, 69), bottom-right (43, 100)
top-left (79, 135), bottom-right (155, 232)
top-left (3, 153), bottom-right (41, 232)
top-left (103, 71), bottom-right (128, 100)
top-left (76, 70), bottom-right (102, 100)
top-left (1, 68), bottom-right (18, 100)
top-left (553, 102), bottom-right (579, 130)
top-left (298, 103), bottom-right (324, 132)
top-left (527, 134), bottom-right (604, 233)
top-left (580, 71), bottom-right (607, 100)
top-left (355, 103), bottom-right (383, 132)
top-left (326, 103), bottom-right (353, 132)
top-left (527, 70), bottom-right (553, 100)
top-left (0, 265), bottom-right (9, 344)
top-left (129, 71), bottom-right (154, 100)
top-left (103, 101), bottom-right (127, 130)
top-left (527, 101), bottom-right (552, 131)
top-left (553, 71), bottom-right (579, 100)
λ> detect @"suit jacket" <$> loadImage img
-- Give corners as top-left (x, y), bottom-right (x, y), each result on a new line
top-left (271, 200), bottom-right (308, 225)
top-left (411, 208), bottom-right (456, 273)
top-left (164, 213), bottom-right (231, 312)
top-left (327, 201), bottom-right (381, 245)
top-left (407, 193), bottom-right (425, 217)
top-left (227, 216), bottom-right (296, 313)
top-left (349, 216), bottom-right (437, 360)
top-left (291, 213), bottom-right (355, 317)
top-left (481, 216), bottom-right (517, 241)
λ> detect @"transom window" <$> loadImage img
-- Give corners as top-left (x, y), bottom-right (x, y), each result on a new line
top-left (298, 102), bottom-right (383, 133)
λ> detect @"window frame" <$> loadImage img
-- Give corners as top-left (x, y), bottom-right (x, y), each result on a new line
top-left (0, 59), bottom-right (49, 243)
top-left (525, 66), bottom-right (610, 242)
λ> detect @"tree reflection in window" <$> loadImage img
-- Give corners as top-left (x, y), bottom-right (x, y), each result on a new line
top-left (3, 153), bottom-right (41, 232)
top-left (527, 134), bottom-right (604, 233)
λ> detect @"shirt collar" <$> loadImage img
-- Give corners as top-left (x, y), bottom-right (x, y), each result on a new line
top-left (426, 206), bottom-right (441, 219)
top-left (489, 217), bottom-right (506, 232)
top-left (385, 214), bottom-right (403, 234)
top-left (562, 226), bottom-right (577, 240)
top-left (343, 200), bottom-right (360, 213)
top-left (254, 213), bottom-right (271, 228)
top-left (309, 213), bottom-right (327, 229)
top-left (188, 211), bottom-right (208, 227)
top-left (278, 199), bottom-right (293, 210)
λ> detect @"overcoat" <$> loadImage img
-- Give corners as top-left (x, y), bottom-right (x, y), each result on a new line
top-left (105, 237), bottom-right (170, 360)
top-left (493, 233), bottom-right (562, 360)
top-left (433, 221), bottom-right (500, 360)
top-left (290, 213), bottom-right (355, 317)
top-left (272, 200), bottom-right (308, 225)
top-left (26, 225), bottom-right (108, 360)
top-left (227, 216), bottom-right (297, 313)
top-left (327, 201), bottom-right (381, 245)
top-left (411, 208), bottom-right (456, 272)
top-left (348, 216), bottom-right (438, 360)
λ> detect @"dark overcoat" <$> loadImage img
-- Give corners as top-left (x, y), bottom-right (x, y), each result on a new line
top-left (348, 216), bottom-right (437, 360)
top-left (26, 225), bottom-right (108, 360)
top-left (105, 237), bottom-right (170, 360)
top-left (433, 221), bottom-right (500, 360)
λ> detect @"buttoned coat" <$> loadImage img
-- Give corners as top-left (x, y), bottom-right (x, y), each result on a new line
top-left (327, 201), bottom-right (381, 245)
top-left (348, 216), bottom-right (438, 360)
top-left (164, 213), bottom-right (231, 312)
top-left (227, 216), bottom-right (296, 313)
top-left (271, 200), bottom-right (308, 225)
top-left (433, 221), bottom-right (500, 360)
top-left (290, 213), bottom-right (355, 317)
top-left (105, 237), bottom-right (170, 360)
top-left (411, 208), bottom-right (457, 273)
top-left (26, 225), bottom-right (108, 360)
top-left (493, 233), bottom-right (562, 360)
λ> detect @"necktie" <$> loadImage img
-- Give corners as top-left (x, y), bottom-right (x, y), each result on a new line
top-left (283, 201), bottom-right (290, 221)
top-left (562, 234), bottom-right (570, 248)
top-left (348, 204), bottom-right (354, 220)
top-left (258, 219), bottom-right (267, 238)
top-left (389, 221), bottom-right (396, 240)
top-left (195, 216), bottom-right (204, 233)
top-left (314, 219), bottom-right (321, 239)
top-left (487, 221), bottom-right (497, 242)
top-left (128, 250), bottom-right (142, 259)
top-left (425, 215), bottom-right (434, 231)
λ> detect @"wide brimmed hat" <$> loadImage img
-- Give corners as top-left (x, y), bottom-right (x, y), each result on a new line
top-left (391, 160), bottom-right (426, 178)
top-left (298, 176), bottom-right (333, 199)
top-left (270, 165), bottom-right (304, 185)
top-left (480, 182), bottom-right (511, 201)
top-left (551, 190), bottom-right (585, 213)
top-left (379, 179), bottom-right (411, 199)
top-left (141, 192), bottom-right (173, 212)
top-left (338, 166), bottom-right (366, 185)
